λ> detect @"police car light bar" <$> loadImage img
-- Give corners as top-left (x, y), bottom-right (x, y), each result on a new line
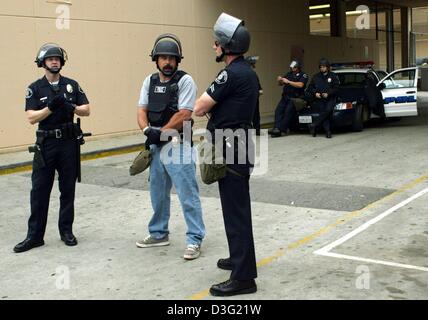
top-left (331, 61), bottom-right (375, 70)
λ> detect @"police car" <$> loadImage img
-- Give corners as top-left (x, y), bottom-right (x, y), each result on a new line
top-left (298, 61), bottom-right (419, 131)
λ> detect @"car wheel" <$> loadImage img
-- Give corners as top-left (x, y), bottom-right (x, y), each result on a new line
top-left (351, 104), bottom-right (364, 132)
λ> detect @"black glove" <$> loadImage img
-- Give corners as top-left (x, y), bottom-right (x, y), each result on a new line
top-left (144, 127), bottom-right (162, 146)
top-left (64, 102), bottom-right (76, 114)
top-left (48, 95), bottom-right (66, 112)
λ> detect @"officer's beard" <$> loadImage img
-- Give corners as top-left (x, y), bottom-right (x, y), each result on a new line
top-left (216, 53), bottom-right (225, 63)
top-left (216, 47), bottom-right (226, 63)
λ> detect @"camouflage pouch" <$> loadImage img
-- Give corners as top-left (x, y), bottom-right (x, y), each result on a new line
top-left (291, 97), bottom-right (308, 111)
top-left (129, 149), bottom-right (152, 176)
top-left (198, 140), bottom-right (227, 185)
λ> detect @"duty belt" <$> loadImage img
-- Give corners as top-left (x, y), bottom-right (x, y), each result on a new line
top-left (36, 125), bottom-right (77, 140)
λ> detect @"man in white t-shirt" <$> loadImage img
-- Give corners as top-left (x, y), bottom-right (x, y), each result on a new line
top-left (136, 34), bottom-right (205, 260)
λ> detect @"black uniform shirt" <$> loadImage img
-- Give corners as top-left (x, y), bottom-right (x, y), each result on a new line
top-left (206, 56), bottom-right (259, 131)
top-left (282, 71), bottom-right (309, 98)
top-left (25, 75), bottom-right (89, 130)
top-left (306, 71), bottom-right (340, 97)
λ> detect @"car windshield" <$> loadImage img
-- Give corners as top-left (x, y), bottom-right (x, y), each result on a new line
top-left (337, 73), bottom-right (367, 87)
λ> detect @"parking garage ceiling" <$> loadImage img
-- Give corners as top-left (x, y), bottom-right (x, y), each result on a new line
top-left (310, 1), bottom-right (428, 8)
top-left (380, 0), bottom-right (428, 7)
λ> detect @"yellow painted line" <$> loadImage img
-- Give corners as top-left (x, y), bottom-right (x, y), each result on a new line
top-left (190, 290), bottom-right (210, 301)
top-left (0, 164), bottom-right (33, 176)
top-left (81, 145), bottom-right (143, 161)
top-left (188, 173), bottom-right (428, 300)
top-left (0, 145), bottom-right (144, 176)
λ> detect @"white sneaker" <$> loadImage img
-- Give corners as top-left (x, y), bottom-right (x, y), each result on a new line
top-left (183, 244), bottom-right (201, 260)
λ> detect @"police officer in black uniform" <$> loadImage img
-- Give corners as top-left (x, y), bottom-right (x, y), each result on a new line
top-left (14, 43), bottom-right (90, 253)
top-left (195, 13), bottom-right (258, 296)
top-left (270, 60), bottom-right (308, 137)
top-left (268, 60), bottom-right (308, 138)
top-left (306, 58), bottom-right (340, 138)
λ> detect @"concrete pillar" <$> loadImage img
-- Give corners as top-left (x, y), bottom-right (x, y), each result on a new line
top-left (401, 6), bottom-right (411, 68)
top-left (330, 0), bottom-right (346, 37)
top-left (386, 7), bottom-right (395, 73)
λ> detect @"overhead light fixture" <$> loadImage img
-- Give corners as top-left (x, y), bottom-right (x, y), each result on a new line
top-left (309, 4), bottom-right (331, 10)
top-left (346, 10), bottom-right (368, 16)
top-left (310, 14), bottom-right (326, 19)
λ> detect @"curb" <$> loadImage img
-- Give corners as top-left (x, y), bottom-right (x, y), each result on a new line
top-left (0, 122), bottom-right (275, 177)
top-left (0, 143), bottom-right (145, 176)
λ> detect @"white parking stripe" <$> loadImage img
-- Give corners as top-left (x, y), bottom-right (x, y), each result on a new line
top-left (314, 186), bottom-right (428, 271)
top-left (318, 252), bottom-right (428, 272)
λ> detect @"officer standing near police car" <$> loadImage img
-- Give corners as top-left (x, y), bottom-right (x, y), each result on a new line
top-left (306, 58), bottom-right (340, 138)
top-left (270, 60), bottom-right (308, 138)
top-left (14, 43), bottom-right (90, 253)
top-left (136, 34), bottom-right (206, 260)
top-left (195, 13), bottom-right (258, 296)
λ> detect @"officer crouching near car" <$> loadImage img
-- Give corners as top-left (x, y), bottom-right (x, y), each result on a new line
top-left (269, 60), bottom-right (308, 138)
top-left (305, 58), bottom-right (340, 138)
top-left (14, 43), bottom-right (90, 253)
top-left (195, 13), bottom-right (258, 297)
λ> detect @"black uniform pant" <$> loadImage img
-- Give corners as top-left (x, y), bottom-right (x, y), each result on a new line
top-left (312, 98), bottom-right (336, 132)
top-left (274, 96), bottom-right (296, 132)
top-left (27, 138), bottom-right (77, 241)
top-left (218, 163), bottom-right (257, 281)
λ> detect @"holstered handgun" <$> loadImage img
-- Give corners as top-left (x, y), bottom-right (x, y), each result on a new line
top-left (28, 137), bottom-right (46, 169)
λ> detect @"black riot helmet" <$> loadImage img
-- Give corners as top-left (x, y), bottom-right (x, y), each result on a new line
top-left (213, 13), bottom-right (251, 62)
top-left (290, 60), bottom-right (302, 70)
top-left (35, 43), bottom-right (68, 73)
top-left (245, 55), bottom-right (259, 68)
top-left (150, 33), bottom-right (183, 63)
top-left (319, 58), bottom-right (331, 68)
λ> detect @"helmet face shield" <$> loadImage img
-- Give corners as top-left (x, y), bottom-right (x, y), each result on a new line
top-left (290, 60), bottom-right (300, 69)
top-left (213, 12), bottom-right (250, 56)
top-left (213, 13), bottom-right (243, 47)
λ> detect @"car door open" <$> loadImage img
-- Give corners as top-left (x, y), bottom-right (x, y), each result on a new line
top-left (377, 67), bottom-right (419, 117)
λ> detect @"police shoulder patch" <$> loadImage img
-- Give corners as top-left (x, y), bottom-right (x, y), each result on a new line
top-left (215, 70), bottom-right (228, 85)
top-left (303, 73), bottom-right (308, 78)
top-left (78, 85), bottom-right (85, 94)
top-left (26, 88), bottom-right (33, 99)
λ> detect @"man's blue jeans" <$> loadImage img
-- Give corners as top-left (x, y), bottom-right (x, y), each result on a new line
top-left (147, 142), bottom-right (205, 246)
